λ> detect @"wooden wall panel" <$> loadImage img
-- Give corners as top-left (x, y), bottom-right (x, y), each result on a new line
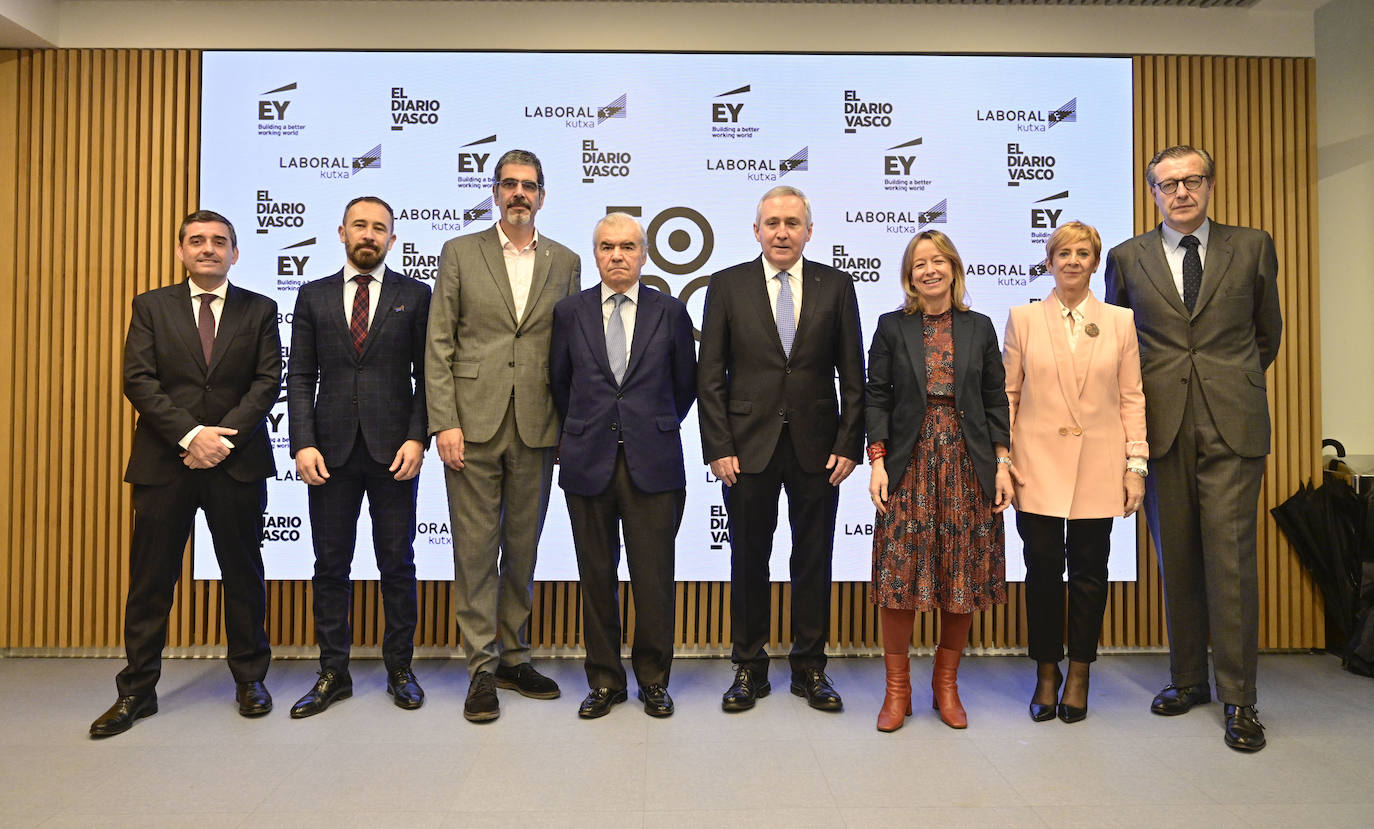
top-left (0, 51), bottom-right (1323, 657)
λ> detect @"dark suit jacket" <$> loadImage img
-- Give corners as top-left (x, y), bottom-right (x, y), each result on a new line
top-left (287, 267), bottom-right (432, 467)
top-left (697, 256), bottom-right (865, 475)
top-left (122, 280), bottom-right (281, 485)
top-left (864, 308), bottom-right (1010, 500)
top-left (1104, 221), bottom-right (1282, 458)
top-left (551, 283), bottom-right (697, 496)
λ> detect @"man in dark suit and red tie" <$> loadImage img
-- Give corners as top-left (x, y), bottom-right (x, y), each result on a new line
top-left (286, 196), bottom-right (431, 717)
top-left (697, 185), bottom-right (866, 712)
top-left (1105, 145), bottom-right (1283, 752)
top-left (550, 213), bottom-right (697, 719)
top-left (91, 210), bottom-right (282, 737)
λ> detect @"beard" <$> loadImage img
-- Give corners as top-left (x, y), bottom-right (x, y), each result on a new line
top-left (348, 242), bottom-right (385, 270)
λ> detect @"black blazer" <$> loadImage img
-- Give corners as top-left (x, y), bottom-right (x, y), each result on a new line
top-left (286, 267), bottom-right (432, 467)
top-left (864, 308), bottom-right (1010, 499)
top-left (122, 280), bottom-right (281, 485)
top-left (550, 284), bottom-right (697, 496)
top-left (697, 257), bottom-right (865, 475)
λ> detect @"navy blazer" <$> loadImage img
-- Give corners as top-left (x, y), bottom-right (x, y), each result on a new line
top-left (550, 283), bottom-right (697, 497)
top-left (864, 308), bottom-right (1010, 499)
top-left (286, 267), bottom-right (432, 467)
top-left (122, 280), bottom-right (281, 485)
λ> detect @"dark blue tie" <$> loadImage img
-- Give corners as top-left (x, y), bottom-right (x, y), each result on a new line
top-left (1180, 235), bottom-right (1202, 312)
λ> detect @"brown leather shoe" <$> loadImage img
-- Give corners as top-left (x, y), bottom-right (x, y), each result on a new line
top-left (876, 654), bottom-right (912, 732)
top-left (931, 646), bottom-right (967, 729)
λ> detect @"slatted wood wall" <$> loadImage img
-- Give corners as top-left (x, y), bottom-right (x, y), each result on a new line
top-left (0, 50), bottom-right (1324, 655)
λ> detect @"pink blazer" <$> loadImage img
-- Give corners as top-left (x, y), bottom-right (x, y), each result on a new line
top-left (1003, 291), bottom-right (1147, 519)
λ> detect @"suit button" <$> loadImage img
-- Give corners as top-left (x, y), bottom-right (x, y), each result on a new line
top-left (610, 422), bottom-right (619, 431)
top-left (204, 384), bottom-right (212, 391)
top-left (1191, 347), bottom-right (1199, 355)
top-left (778, 409), bottom-right (786, 417)
top-left (785, 367), bottom-right (791, 374)
top-left (515, 332), bottom-right (522, 338)
top-left (1179, 377), bottom-right (1188, 385)
top-left (1058, 427), bottom-right (1069, 436)
top-left (616, 392), bottom-right (624, 400)
top-left (351, 396), bottom-right (358, 405)
top-left (357, 367), bottom-right (364, 374)
top-left (1071, 426), bottom-right (1083, 436)
top-left (508, 361), bottom-right (515, 367)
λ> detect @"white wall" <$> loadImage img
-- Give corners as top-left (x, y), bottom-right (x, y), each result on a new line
top-left (1317, 0), bottom-right (1374, 454)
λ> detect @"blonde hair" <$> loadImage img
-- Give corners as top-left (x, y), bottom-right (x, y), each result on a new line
top-left (1044, 221), bottom-right (1102, 269)
top-left (899, 230), bottom-right (969, 316)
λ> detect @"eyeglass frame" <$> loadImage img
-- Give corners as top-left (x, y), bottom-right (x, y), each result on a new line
top-left (496, 178), bottom-right (543, 194)
top-left (1152, 175), bottom-right (1210, 196)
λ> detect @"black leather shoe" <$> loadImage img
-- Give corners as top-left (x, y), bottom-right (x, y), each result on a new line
top-left (721, 665), bottom-right (771, 712)
top-left (637, 684), bottom-right (674, 718)
top-left (494, 662), bottom-right (561, 699)
top-left (1029, 663), bottom-right (1062, 723)
top-left (236, 680), bottom-right (273, 717)
top-left (791, 667), bottom-right (843, 711)
top-left (89, 694), bottom-right (157, 737)
top-left (1057, 701), bottom-right (1087, 724)
top-left (290, 670), bottom-right (352, 719)
top-left (1150, 683), bottom-right (1211, 716)
top-left (464, 671), bottom-right (500, 723)
top-left (1224, 704), bottom-right (1267, 752)
top-left (577, 687), bottom-right (628, 719)
top-left (386, 667), bottom-right (424, 710)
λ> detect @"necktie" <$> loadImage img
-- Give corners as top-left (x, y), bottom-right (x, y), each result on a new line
top-left (350, 274), bottom-right (373, 353)
top-left (607, 293), bottom-right (629, 384)
top-left (775, 272), bottom-right (796, 357)
top-left (197, 294), bottom-right (216, 364)
top-left (1180, 235), bottom-right (1202, 312)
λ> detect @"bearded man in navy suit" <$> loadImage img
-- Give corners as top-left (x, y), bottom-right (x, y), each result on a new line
top-left (286, 196), bottom-right (431, 717)
top-left (91, 210), bottom-right (281, 737)
top-left (550, 213), bottom-right (697, 719)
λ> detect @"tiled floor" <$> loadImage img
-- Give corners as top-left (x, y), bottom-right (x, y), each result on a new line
top-left (2, 652), bottom-right (1371, 827)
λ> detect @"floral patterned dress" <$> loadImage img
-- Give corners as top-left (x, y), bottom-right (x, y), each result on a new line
top-left (871, 310), bottom-right (1007, 612)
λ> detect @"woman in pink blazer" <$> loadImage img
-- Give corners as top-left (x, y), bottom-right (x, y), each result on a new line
top-left (1003, 221), bottom-right (1147, 723)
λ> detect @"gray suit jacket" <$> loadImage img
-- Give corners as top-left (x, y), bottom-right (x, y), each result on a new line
top-left (425, 225), bottom-right (580, 447)
top-left (1104, 221), bottom-right (1282, 459)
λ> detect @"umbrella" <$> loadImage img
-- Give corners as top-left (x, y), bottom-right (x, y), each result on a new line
top-left (1271, 476), bottom-right (1364, 650)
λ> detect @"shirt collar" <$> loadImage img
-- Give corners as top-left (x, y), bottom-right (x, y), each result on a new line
top-left (761, 256), bottom-right (803, 283)
top-left (343, 262), bottom-right (385, 283)
top-left (496, 222), bottom-right (539, 254)
top-left (1052, 289), bottom-right (1091, 317)
top-left (1161, 217), bottom-right (1211, 252)
top-left (601, 280), bottom-right (641, 305)
top-left (191, 279), bottom-right (230, 301)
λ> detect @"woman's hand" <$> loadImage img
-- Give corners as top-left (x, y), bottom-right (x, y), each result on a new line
top-left (1123, 471), bottom-right (1145, 517)
top-left (869, 458), bottom-right (889, 516)
top-left (993, 464), bottom-right (1015, 514)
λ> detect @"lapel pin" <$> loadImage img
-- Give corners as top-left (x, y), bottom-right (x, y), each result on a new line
top-left (1084, 322), bottom-right (1099, 338)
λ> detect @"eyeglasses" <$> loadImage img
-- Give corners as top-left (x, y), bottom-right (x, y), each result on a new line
top-left (497, 178), bottom-right (542, 193)
top-left (1153, 175), bottom-right (1208, 195)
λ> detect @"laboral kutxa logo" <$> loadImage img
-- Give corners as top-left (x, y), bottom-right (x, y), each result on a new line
top-left (278, 143), bottom-right (382, 178)
top-left (524, 93), bottom-right (627, 128)
top-left (843, 197), bottom-right (946, 236)
top-left (395, 195), bottom-right (493, 234)
top-left (703, 146), bottom-right (808, 182)
top-left (976, 97), bottom-right (1078, 132)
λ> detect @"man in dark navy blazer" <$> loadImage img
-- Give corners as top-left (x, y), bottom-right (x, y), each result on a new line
top-left (91, 210), bottom-right (281, 737)
top-left (550, 213), bottom-right (697, 719)
top-left (697, 186), bottom-right (865, 712)
top-left (285, 196), bottom-right (431, 717)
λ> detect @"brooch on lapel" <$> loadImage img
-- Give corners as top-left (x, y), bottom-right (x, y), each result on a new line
top-left (1084, 323), bottom-right (1100, 338)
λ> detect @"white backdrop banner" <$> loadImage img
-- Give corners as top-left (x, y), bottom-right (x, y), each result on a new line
top-left (195, 51), bottom-right (1136, 583)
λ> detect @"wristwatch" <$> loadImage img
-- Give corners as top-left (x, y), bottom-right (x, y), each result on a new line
top-left (1129, 466), bottom-right (1148, 478)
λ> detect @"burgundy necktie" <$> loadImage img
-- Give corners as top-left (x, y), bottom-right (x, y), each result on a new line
top-left (350, 274), bottom-right (373, 353)
top-left (197, 293), bottom-right (216, 363)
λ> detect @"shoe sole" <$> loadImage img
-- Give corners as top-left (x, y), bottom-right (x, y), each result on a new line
top-left (790, 683), bottom-right (843, 711)
top-left (463, 706), bottom-right (500, 723)
top-left (493, 677), bottom-right (561, 700)
top-left (1225, 737), bottom-right (1266, 752)
top-left (238, 702), bottom-right (273, 718)
top-left (89, 701), bottom-right (158, 737)
top-left (721, 682), bottom-right (770, 712)
top-left (1150, 700), bottom-right (1209, 716)
top-left (386, 685), bottom-right (425, 710)
top-left (289, 688), bottom-right (352, 719)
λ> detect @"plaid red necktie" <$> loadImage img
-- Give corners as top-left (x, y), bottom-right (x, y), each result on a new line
top-left (350, 274), bottom-right (372, 353)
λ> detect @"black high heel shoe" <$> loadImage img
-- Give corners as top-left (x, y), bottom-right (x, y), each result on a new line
top-left (1028, 662), bottom-right (1062, 722)
top-left (1057, 661), bottom-right (1090, 723)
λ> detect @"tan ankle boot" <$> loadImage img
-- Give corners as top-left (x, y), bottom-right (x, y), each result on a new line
top-left (931, 645), bottom-right (967, 729)
top-left (876, 653), bottom-right (912, 732)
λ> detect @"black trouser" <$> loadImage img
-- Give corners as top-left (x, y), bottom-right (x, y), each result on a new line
top-left (725, 425), bottom-right (838, 678)
top-left (308, 438), bottom-right (418, 675)
top-left (118, 468), bottom-right (269, 697)
top-left (1017, 510), bottom-right (1112, 663)
top-left (566, 446), bottom-right (683, 692)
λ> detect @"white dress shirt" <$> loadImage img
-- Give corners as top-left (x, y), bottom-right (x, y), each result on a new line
top-left (181, 278), bottom-right (234, 450)
top-left (497, 223), bottom-right (539, 322)
top-left (761, 257), bottom-right (803, 323)
top-left (342, 262), bottom-right (385, 330)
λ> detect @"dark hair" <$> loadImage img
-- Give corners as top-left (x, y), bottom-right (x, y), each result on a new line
top-left (178, 210), bottom-right (237, 249)
top-left (493, 149), bottom-right (545, 188)
top-left (1145, 145), bottom-right (1215, 186)
top-left (343, 196), bottom-right (395, 227)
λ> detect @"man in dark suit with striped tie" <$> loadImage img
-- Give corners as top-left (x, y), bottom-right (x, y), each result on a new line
top-left (91, 210), bottom-right (281, 737)
top-left (285, 196), bottom-right (432, 717)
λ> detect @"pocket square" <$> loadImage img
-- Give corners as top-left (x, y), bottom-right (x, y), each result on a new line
top-left (393, 304), bottom-right (406, 312)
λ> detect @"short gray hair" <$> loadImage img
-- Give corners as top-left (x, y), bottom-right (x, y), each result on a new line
top-left (593, 212), bottom-right (647, 250)
top-left (756, 185), bottom-right (812, 226)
